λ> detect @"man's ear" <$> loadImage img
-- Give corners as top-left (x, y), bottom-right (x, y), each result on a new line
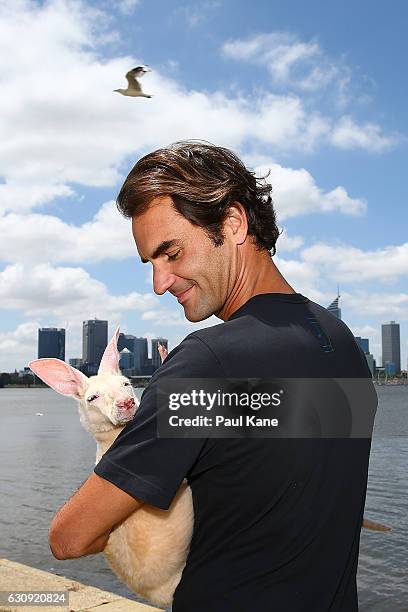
top-left (224, 202), bottom-right (248, 245)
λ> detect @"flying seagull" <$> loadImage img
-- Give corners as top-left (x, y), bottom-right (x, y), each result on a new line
top-left (114, 65), bottom-right (152, 98)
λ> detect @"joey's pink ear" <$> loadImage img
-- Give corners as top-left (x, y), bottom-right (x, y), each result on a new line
top-left (28, 359), bottom-right (88, 400)
top-left (98, 326), bottom-right (120, 375)
top-left (158, 342), bottom-right (168, 363)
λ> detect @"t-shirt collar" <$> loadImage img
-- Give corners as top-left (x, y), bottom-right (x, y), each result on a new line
top-left (228, 292), bottom-right (309, 321)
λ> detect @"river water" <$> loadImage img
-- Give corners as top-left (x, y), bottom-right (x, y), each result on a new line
top-left (0, 386), bottom-right (407, 611)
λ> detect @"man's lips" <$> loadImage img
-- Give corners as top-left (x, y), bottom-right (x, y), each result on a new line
top-left (175, 286), bottom-right (194, 304)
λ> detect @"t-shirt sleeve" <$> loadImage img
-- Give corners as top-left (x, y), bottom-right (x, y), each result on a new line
top-left (93, 333), bottom-right (222, 510)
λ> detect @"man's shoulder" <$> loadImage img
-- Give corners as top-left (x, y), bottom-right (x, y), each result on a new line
top-left (154, 318), bottom-right (246, 381)
top-left (154, 327), bottom-right (227, 380)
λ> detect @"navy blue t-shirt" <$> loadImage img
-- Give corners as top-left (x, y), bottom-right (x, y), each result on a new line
top-left (94, 293), bottom-right (376, 611)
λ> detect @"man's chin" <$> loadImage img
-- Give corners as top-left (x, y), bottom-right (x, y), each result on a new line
top-left (183, 306), bottom-right (213, 323)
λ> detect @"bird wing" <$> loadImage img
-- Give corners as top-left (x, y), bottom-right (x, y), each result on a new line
top-left (130, 66), bottom-right (149, 78)
top-left (125, 69), bottom-right (143, 92)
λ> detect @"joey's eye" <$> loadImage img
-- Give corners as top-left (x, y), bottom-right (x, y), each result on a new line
top-left (123, 382), bottom-right (131, 387)
top-left (167, 250), bottom-right (180, 261)
top-left (87, 394), bottom-right (99, 402)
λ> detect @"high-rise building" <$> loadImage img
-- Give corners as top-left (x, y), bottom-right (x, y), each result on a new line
top-left (381, 321), bottom-right (401, 374)
top-left (38, 328), bottom-right (65, 360)
top-left (355, 337), bottom-right (370, 354)
top-left (327, 292), bottom-right (341, 320)
top-left (134, 337), bottom-right (148, 371)
top-left (117, 334), bottom-right (149, 372)
top-left (82, 319), bottom-right (108, 368)
top-left (354, 336), bottom-right (374, 376)
top-left (365, 353), bottom-right (375, 376)
top-left (118, 333), bottom-right (135, 369)
top-left (151, 338), bottom-right (168, 369)
top-left (118, 333), bottom-right (133, 353)
top-left (119, 348), bottom-right (133, 371)
top-left (69, 358), bottom-right (84, 370)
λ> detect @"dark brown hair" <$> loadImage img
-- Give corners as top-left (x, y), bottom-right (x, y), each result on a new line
top-left (116, 140), bottom-right (281, 255)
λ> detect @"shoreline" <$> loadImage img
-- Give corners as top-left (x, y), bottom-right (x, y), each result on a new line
top-left (0, 558), bottom-right (163, 612)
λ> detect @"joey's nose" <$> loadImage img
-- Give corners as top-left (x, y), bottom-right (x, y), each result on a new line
top-left (117, 398), bottom-right (135, 409)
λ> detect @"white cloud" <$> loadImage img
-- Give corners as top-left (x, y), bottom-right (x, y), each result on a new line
top-left (343, 291), bottom-right (408, 319)
top-left (1, 1), bottom-right (393, 217)
top-left (248, 94), bottom-right (329, 151)
top-left (350, 323), bottom-right (382, 366)
top-left (301, 242), bottom-right (408, 283)
top-left (351, 324), bottom-right (379, 339)
top-left (222, 32), bottom-right (396, 150)
top-left (273, 256), bottom-right (324, 302)
top-left (255, 162), bottom-right (366, 220)
top-left (173, 1), bottom-right (221, 28)
top-left (0, 321), bottom-right (40, 372)
top-left (116, 0), bottom-right (140, 15)
top-left (0, 263), bottom-right (159, 319)
top-left (223, 32), bottom-right (334, 91)
top-left (0, 1), bottom-right (323, 213)
top-left (0, 182), bottom-right (74, 213)
top-left (0, 201), bottom-right (135, 264)
top-left (141, 306), bottom-right (222, 330)
top-left (141, 308), bottom-right (191, 326)
top-left (0, 164), bottom-right (363, 266)
top-left (276, 231), bottom-right (304, 252)
top-left (330, 116), bottom-right (397, 152)
top-left (350, 324), bottom-right (381, 360)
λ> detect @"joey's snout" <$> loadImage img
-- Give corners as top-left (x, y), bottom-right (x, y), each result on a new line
top-left (116, 397), bottom-right (136, 410)
top-left (115, 396), bottom-right (137, 423)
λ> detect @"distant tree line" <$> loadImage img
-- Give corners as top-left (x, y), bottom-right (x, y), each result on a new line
top-left (0, 372), bottom-right (47, 388)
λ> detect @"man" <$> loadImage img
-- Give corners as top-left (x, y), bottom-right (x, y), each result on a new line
top-left (49, 141), bottom-right (375, 611)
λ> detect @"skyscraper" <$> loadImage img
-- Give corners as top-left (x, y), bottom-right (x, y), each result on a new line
top-left (355, 337), bottom-right (369, 354)
top-left (82, 319), bottom-right (108, 368)
top-left (381, 321), bottom-right (401, 374)
top-left (118, 333), bottom-right (135, 369)
top-left (119, 348), bottom-right (133, 371)
top-left (354, 336), bottom-right (374, 376)
top-left (152, 338), bottom-right (168, 369)
top-left (134, 337), bottom-right (148, 371)
top-left (327, 292), bottom-right (341, 320)
top-left (117, 334), bottom-right (149, 372)
top-left (69, 358), bottom-right (84, 370)
top-left (364, 353), bottom-right (375, 376)
top-left (38, 328), bottom-right (65, 360)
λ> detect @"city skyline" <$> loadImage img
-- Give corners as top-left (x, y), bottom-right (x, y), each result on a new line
top-left (0, 0), bottom-right (407, 372)
top-left (33, 318), bottom-right (169, 377)
top-left (12, 300), bottom-right (402, 376)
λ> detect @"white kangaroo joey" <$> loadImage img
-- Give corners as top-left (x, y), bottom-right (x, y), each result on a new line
top-left (29, 327), bottom-right (192, 608)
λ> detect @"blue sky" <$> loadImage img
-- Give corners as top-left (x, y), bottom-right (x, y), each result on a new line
top-left (0, 0), bottom-right (407, 372)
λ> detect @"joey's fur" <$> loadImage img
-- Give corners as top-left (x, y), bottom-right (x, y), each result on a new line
top-left (29, 328), bottom-right (192, 607)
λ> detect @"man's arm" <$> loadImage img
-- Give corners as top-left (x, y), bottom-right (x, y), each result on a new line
top-left (49, 472), bottom-right (143, 560)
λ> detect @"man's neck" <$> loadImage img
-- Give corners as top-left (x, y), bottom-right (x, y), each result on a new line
top-left (216, 252), bottom-right (295, 322)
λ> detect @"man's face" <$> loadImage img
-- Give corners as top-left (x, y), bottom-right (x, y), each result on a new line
top-left (132, 196), bottom-right (233, 322)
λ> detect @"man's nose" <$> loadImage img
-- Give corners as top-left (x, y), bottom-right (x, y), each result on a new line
top-left (153, 266), bottom-right (177, 295)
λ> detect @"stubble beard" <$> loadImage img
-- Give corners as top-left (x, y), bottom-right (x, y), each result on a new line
top-left (183, 286), bottom-right (220, 323)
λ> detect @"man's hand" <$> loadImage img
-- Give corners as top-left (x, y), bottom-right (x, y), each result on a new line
top-left (49, 472), bottom-right (143, 559)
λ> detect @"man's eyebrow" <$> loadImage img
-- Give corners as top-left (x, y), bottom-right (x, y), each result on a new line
top-left (140, 239), bottom-right (181, 264)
